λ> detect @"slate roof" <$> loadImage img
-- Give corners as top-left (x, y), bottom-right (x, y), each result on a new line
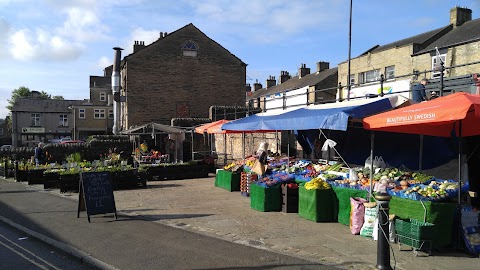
top-left (11, 99), bottom-right (87, 113)
top-left (414, 17), bottom-right (480, 55)
top-left (248, 67), bottom-right (338, 100)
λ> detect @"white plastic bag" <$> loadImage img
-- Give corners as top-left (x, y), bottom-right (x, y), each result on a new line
top-left (373, 156), bottom-right (386, 169)
top-left (364, 156), bottom-right (373, 169)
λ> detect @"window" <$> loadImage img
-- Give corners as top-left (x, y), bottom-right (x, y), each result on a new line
top-left (59, 114), bottom-right (68, 127)
top-left (31, 113), bottom-right (40, 126)
top-left (385, 66), bottom-right (395, 80)
top-left (431, 54), bottom-right (446, 78)
top-left (349, 74), bottom-right (355, 86)
top-left (359, 69), bottom-right (380, 84)
top-left (0, 128), bottom-right (3, 136)
top-left (108, 109), bottom-right (114, 119)
top-left (182, 41), bottom-right (198, 57)
top-left (100, 92), bottom-right (106, 102)
top-left (94, 109), bottom-right (106, 119)
top-left (79, 109), bottom-right (85, 119)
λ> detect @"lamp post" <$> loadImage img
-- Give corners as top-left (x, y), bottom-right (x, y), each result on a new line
top-left (346, 0), bottom-right (353, 101)
top-left (68, 105), bottom-right (76, 140)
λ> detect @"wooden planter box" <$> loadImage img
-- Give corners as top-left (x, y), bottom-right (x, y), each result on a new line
top-left (147, 163), bottom-right (210, 181)
top-left (15, 169), bottom-right (29, 182)
top-left (28, 169), bottom-right (46, 185)
top-left (112, 170), bottom-right (146, 189)
top-left (59, 174), bottom-right (81, 193)
top-left (44, 172), bottom-right (60, 189)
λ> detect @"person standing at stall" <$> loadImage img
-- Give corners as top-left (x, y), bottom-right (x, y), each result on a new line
top-left (412, 78), bottom-right (429, 103)
top-left (252, 142), bottom-right (269, 176)
top-left (34, 142), bottom-right (44, 166)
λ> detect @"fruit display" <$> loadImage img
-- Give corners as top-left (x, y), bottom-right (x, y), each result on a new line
top-left (304, 177), bottom-right (331, 190)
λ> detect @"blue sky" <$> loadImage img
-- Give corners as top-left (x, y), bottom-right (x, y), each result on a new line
top-left (1, 0), bottom-right (479, 119)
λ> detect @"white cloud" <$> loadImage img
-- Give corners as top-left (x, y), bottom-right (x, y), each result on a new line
top-left (57, 6), bottom-right (110, 42)
top-left (9, 28), bottom-right (84, 61)
top-left (97, 56), bottom-right (112, 70)
top-left (0, 18), bottom-right (11, 59)
top-left (122, 28), bottom-right (162, 55)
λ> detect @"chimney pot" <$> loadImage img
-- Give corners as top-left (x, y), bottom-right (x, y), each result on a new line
top-left (253, 81), bottom-right (262, 92)
top-left (266, 76), bottom-right (276, 88)
top-left (279, 71), bottom-right (291, 84)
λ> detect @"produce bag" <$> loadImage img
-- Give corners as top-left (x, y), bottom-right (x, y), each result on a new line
top-left (350, 197), bottom-right (367, 235)
top-left (373, 156), bottom-right (386, 169)
top-left (251, 160), bottom-right (266, 176)
top-left (360, 202), bottom-right (378, 238)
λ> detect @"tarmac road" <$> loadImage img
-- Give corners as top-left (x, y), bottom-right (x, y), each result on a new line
top-left (0, 179), bottom-right (338, 270)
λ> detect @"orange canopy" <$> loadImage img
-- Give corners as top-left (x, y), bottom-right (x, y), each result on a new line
top-left (363, 92), bottom-right (480, 137)
top-left (194, 120), bottom-right (230, 134)
top-left (195, 119), bottom-right (274, 134)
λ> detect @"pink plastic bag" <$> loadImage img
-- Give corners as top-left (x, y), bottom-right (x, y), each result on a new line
top-left (350, 197), bottom-right (367, 235)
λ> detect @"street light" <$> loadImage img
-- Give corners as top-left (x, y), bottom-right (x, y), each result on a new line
top-left (67, 105), bottom-right (76, 140)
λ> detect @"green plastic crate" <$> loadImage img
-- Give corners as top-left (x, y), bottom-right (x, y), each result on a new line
top-left (395, 219), bottom-right (412, 236)
top-left (410, 219), bottom-right (435, 239)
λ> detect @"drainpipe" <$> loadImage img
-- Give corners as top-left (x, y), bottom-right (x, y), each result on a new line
top-left (112, 47), bottom-right (123, 134)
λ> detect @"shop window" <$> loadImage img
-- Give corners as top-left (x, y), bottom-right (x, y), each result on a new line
top-left (31, 113), bottom-right (40, 126)
top-left (59, 114), bottom-right (68, 127)
top-left (79, 109), bottom-right (85, 119)
top-left (94, 109), bottom-right (106, 119)
top-left (385, 66), bottom-right (395, 80)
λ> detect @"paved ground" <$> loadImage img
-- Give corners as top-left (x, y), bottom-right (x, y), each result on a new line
top-left (1, 174), bottom-right (479, 270)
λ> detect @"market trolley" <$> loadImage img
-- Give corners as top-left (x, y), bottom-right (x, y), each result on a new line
top-left (395, 218), bottom-right (435, 256)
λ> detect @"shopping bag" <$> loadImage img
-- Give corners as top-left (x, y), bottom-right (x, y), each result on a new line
top-left (364, 156), bottom-right (373, 169)
top-left (251, 160), bottom-right (266, 176)
top-left (350, 197), bottom-right (367, 235)
top-left (373, 156), bottom-right (386, 169)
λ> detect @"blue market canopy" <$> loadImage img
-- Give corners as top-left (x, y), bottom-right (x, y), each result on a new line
top-left (222, 95), bottom-right (409, 132)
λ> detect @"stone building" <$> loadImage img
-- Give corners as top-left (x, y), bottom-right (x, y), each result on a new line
top-left (337, 6), bottom-right (480, 99)
top-left (117, 23), bottom-right (246, 130)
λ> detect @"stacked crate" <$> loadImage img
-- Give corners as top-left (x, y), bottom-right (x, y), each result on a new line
top-left (395, 218), bottom-right (435, 255)
top-left (240, 172), bottom-right (257, 196)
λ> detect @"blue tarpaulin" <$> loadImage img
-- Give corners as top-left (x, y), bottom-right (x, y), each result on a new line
top-left (222, 95), bottom-right (409, 132)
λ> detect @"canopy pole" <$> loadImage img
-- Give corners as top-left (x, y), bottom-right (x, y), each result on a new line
top-left (458, 121), bottom-right (463, 206)
top-left (191, 130), bottom-right (194, 161)
top-left (369, 131), bottom-right (375, 201)
top-left (224, 133), bottom-right (227, 166)
top-left (287, 131), bottom-right (290, 170)
top-left (419, 134), bottom-right (424, 172)
top-left (242, 132), bottom-right (245, 160)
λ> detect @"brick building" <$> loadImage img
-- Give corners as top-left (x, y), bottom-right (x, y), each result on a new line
top-left (118, 23), bottom-right (246, 129)
top-left (337, 6), bottom-right (480, 99)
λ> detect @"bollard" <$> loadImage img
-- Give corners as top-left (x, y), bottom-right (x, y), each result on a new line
top-left (375, 192), bottom-right (392, 270)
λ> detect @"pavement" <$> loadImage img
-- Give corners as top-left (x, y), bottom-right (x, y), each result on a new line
top-left (0, 174), bottom-right (478, 270)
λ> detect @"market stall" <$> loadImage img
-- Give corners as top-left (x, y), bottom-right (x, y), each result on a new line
top-left (363, 92), bottom-right (480, 251)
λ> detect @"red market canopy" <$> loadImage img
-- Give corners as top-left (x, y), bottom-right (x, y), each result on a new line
top-left (195, 119), bottom-right (274, 134)
top-left (363, 92), bottom-right (480, 137)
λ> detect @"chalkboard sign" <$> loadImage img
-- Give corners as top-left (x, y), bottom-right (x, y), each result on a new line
top-left (77, 172), bottom-right (117, 223)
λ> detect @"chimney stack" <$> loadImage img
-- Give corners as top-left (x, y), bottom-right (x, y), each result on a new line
top-left (316, 61), bottom-right (330, 73)
top-left (450, 6), bottom-right (472, 27)
top-left (253, 81), bottom-right (262, 92)
top-left (298, 64), bottom-right (310, 78)
top-left (112, 47), bottom-right (123, 135)
top-left (279, 71), bottom-right (291, 84)
top-left (245, 83), bottom-right (252, 92)
top-left (266, 76), bottom-right (276, 88)
top-left (133, 41), bottom-right (145, 53)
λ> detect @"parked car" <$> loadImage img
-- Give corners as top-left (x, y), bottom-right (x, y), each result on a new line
top-left (1, 145), bottom-right (12, 150)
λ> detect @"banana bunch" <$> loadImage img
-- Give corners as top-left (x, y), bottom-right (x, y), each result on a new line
top-left (245, 159), bottom-right (255, 168)
top-left (305, 177), bottom-right (331, 190)
top-left (224, 162), bottom-right (236, 170)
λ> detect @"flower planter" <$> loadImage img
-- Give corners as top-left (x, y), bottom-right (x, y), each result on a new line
top-left (44, 172), bottom-right (60, 189)
top-left (28, 169), bottom-right (46, 185)
top-left (112, 170), bottom-right (145, 189)
top-left (59, 173), bottom-right (81, 193)
top-left (15, 169), bottom-right (29, 182)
